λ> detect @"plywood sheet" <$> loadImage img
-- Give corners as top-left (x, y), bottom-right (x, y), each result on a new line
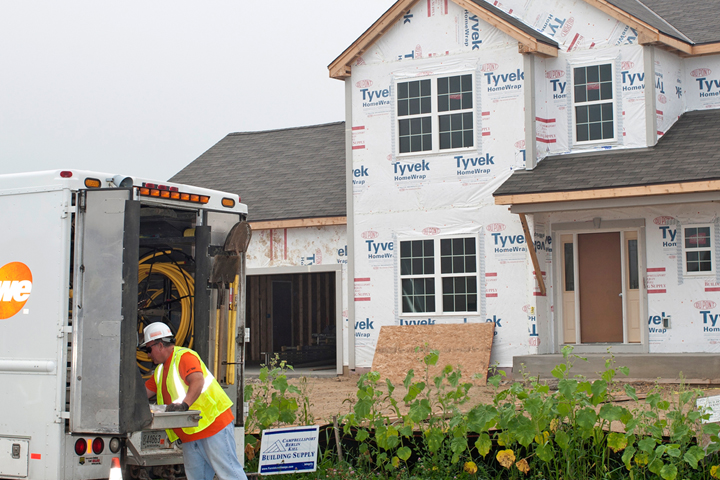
top-left (372, 323), bottom-right (495, 385)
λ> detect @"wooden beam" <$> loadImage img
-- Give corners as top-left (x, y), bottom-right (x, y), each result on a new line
top-left (250, 216), bottom-right (347, 231)
top-left (316, 274), bottom-right (322, 339)
top-left (328, 0), bottom-right (419, 79)
top-left (298, 273), bottom-right (304, 347)
top-left (691, 42), bottom-right (720, 56)
top-left (306, 274), bottom-right (313, 346)
top-left (494, 180), bottom-right (720, 206)
top-left (519, 213), bottom-right (546, 296)
top-left (518, 40), bottom-right (558, 58)
top-left (657, 33), bottom-right (692, 54)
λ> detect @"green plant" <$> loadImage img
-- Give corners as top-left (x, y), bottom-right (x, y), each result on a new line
top-left (243, 354), bottom-right (315, 466)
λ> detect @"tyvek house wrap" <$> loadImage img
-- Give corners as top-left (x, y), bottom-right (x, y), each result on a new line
top-left (347, 0), bottom-right (660, 368)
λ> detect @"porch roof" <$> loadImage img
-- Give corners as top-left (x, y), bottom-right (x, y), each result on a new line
top-left (494, 109), bottom-right (720, 207)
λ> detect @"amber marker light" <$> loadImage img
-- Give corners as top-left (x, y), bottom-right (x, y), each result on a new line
top-left (160, 191), bottom-right (170, 198)
top-left (170, 192), bottom-right (180, 200)
top-left (180, 193), bottom-right (190, 201)
top-left (84, 178), bottom-right (101, 188)
top-left (190, 194), bottom-right (200, 202)
top-left (139, 187), bottom-right (150, 196)
top-left (150, 190), bottom-right (160, 197)
top-left (199, 195), bottom-right (210, 204)
top-left (221, 197), bottom-right (235, 208)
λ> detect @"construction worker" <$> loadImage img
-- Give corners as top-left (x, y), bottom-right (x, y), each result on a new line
top-left (141, 322), bottom-right (248, 480)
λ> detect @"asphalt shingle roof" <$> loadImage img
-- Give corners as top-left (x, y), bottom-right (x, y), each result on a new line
top-left (493, 109), bottom-right (720, 197)
top-left (605, 0), bottom-right (720, 44)
top-left (170, 122), bottom-right (346, 222)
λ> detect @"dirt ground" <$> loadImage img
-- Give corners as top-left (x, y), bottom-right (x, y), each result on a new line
top-left (246, 374), bottom-right (720, 427)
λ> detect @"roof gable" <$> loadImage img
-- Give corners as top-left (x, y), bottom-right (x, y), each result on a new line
top-left (331, 0), bottom-right (720, 81)
top-left (329, 0), bottom-right (558, 80)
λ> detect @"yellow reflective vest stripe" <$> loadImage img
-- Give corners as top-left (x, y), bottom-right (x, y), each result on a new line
top-left (154, 346), bottom-right (233, 442)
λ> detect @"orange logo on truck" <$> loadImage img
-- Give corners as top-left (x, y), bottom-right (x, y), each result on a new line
top-left (0, 262), bottom-right (33, 320)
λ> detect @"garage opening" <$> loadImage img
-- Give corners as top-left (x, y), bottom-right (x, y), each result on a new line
top-left (246, 271), bottom-right (337, 371)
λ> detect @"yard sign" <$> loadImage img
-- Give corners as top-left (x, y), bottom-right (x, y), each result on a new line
top-left (258, 425), bottom-right (320, 475)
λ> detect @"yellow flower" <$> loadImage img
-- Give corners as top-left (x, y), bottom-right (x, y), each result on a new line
top-left (711, 465), bottom-right (720, 479)
top-left (516, 458), bottom-right (530, 474)
top-left (464, 461), bottom-right (478, 474)
top-left (432, 466), bottom-right (438, 471)
top-left (391, 456), bottom-right (400, 468)
top-left (496, 449), bottom-right (516, 469)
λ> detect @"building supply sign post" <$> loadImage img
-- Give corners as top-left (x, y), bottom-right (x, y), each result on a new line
top-left (258, 425), bottom-right (320, 475)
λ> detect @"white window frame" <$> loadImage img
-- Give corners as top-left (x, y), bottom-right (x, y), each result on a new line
top-left (682, 224), bottom-right (715, 276)
top-left (570, 61), bottom-right (618, 146)
top-left (395, 72), bottom-right (476, 157)
top-left (397, 234), bottom-right (480, 316)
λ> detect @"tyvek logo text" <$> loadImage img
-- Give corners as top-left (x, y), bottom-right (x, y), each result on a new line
top-left (492, 232), bottom-right (526, 253)
top-left (455, 154), bottom-right (493, 175)
top-left (360, 87), bottom-right (391, 108)
top-left (484, 69), bottom-right (523, 92)
top-left (463, 12), bottom-right (483, 50)
top-left (355, 318), bottom-right (374, 338)
top-left (366, 239), bottom-right (394, 259)
top-left (648, 312), bottom-right (669, 334)
top-left (353, 165), bottom-right (369, 185)
top-left (621, 70), bottom-right (645, 92)
top-left (393, 160), bottom-right (429, 181)
top-left (0, 262), bottom-right (33, 320)
top-left (659, 226), bottom-right (678, 248)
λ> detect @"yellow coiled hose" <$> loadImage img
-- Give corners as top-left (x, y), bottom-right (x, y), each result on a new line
top-left (136, 250), bottom-right (195, 376)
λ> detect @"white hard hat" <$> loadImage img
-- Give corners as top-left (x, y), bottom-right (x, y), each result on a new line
top-left (140, 322), bottom-right (174, 347)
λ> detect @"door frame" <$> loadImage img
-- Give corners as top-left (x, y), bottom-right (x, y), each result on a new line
top-left (551, 218), bottom-right (648, 354)
top-left (247, 264), bottom-right (344, 374)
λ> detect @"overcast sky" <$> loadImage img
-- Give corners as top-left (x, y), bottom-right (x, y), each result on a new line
top-left (0, 1), bottom-right (392, 181)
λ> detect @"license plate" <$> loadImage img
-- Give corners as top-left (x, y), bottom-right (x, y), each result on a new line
top-left (141, 432), bottom-right (165, 450)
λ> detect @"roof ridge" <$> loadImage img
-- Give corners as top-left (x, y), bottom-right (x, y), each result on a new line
top-left (631, 0), bottom-right (693, 43)
top-left (227, 121), bottom-right (345, 137)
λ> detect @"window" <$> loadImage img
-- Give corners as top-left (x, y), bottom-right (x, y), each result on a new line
top-left (397, 74), bottom-right (474, 154)
top-left (682, 225), bottom-right (714, 274)
top-left (400, 236), bottom-right (478, 314)
top-left (572, 64), bottom-right (615, 143)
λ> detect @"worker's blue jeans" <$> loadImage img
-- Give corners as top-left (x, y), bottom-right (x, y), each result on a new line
top-left (182, 422), bottom-right (248, 480)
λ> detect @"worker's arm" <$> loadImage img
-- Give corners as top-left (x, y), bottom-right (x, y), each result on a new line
top-left (146, 387), bottom-right (155, 399)
top-left (181, 372), bottom-right (204, 408)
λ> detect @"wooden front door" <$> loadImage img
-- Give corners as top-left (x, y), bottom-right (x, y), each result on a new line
top-left (578, 232), bottom-right (623, 343)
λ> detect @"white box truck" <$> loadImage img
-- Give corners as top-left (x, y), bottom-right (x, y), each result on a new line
top-left (0, 170), bottom-right (249, 480)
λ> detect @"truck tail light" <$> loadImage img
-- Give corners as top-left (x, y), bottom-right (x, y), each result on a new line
top-left (74, 438), bottom-right (87, 456)
top-left (92, 438), bottom-right (104, 454)
top-left (109, 437), bottom-right (121, 453)
top-left (136, 187), bottom-right (212, 205)
top-left (60, 171), bottom-right (73, 178)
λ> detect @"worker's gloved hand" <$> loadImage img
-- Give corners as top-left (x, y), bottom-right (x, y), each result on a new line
top-left (165, 402), bottom-right (189, 412)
